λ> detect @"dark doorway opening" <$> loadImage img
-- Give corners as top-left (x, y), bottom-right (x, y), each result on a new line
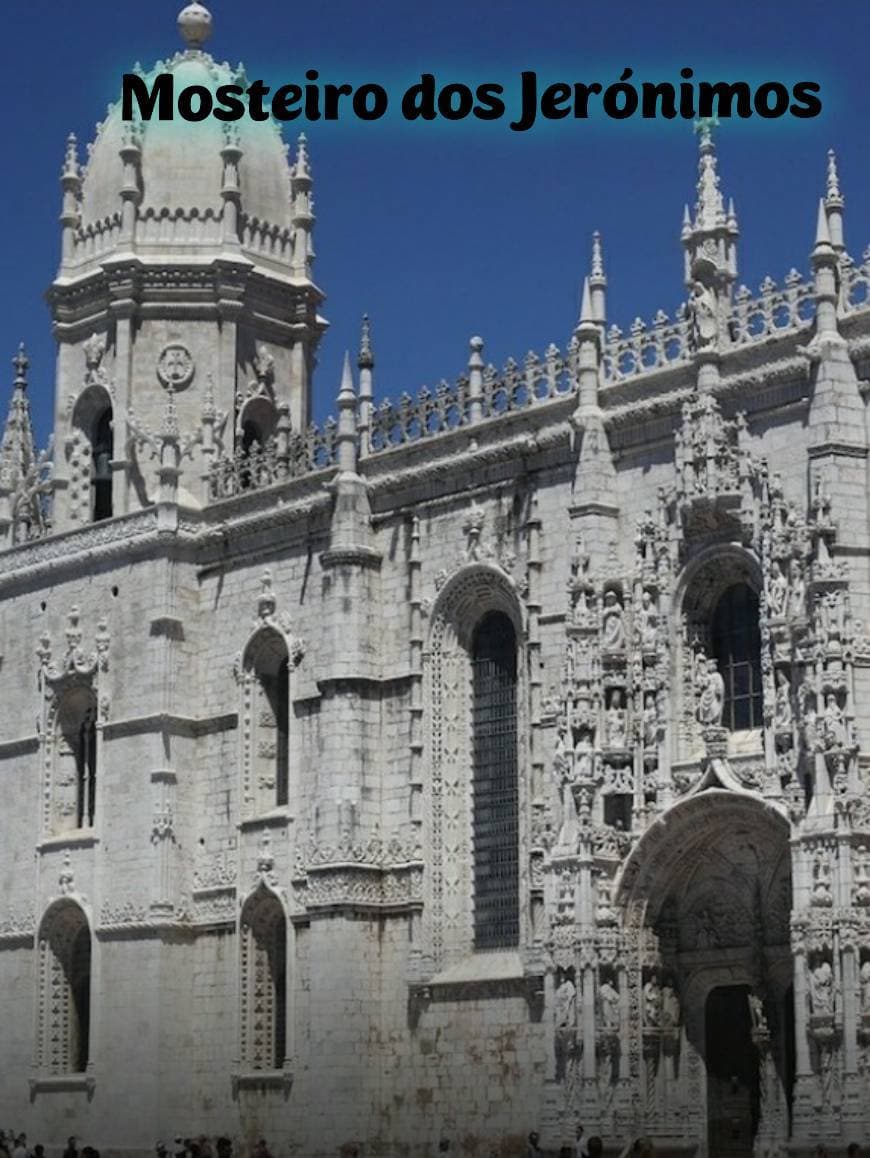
top-left (706, 984), bottom-right (759, 1158)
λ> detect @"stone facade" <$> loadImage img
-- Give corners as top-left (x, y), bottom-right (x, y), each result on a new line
top-left (3, 6), bottom-right (870, 1158)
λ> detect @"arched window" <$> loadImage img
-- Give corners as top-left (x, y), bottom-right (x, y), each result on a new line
top-left (711, 583), bottom-right (763, 731)
top-left (54, 688), bottom-right (98, 833)
top-left (244, 631), bottom-right (290, 813)
top-left (471, 611), bottom-right (519, 949)
top-left (36, 902), bottom-right (91, 1073)
top-left (91, 406), bottom-right (113, 521)
top-left (239, 890), bottom-right (287, 1070)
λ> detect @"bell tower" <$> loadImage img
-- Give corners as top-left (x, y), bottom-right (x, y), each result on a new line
top-left (46, 2), bottom-right (328, 530)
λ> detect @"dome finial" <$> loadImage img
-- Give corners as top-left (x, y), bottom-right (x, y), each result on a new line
top-left (177, 2), bottom-right (213, 49)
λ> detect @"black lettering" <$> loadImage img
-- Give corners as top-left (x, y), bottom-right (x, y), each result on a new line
top-left (473, 83), bottom-right (505, 121)
top-left (272, 84), bottom-right (302, 120)
top-left (213, 84), bottom-right (245, 122)
top-left (510, 71), bottom-right (538, 132)
top-left (122, 72), bottom-right (174, 121)
top-left (790, 81), bottom-right (822, 118)
top-left (353, 84), bottom-right (388, 120)
top-left (697, 81), bottom-right (752, 119)
top-left (402, 74), bottom-right (437, 120)
top-left (177, 85), bottom-right (212, 122)
top-left (541, 82), bottom-right (572, 120)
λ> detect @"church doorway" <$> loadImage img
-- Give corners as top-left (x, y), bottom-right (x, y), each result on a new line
top-left (705, 984), bottom-right (759, 1158)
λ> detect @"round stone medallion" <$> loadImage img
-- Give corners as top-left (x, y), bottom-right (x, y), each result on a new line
top-left (157, 343), bottom-right (195, 391)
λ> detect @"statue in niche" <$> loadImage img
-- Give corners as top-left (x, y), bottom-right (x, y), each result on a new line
top-left (821, 693), bottom-right (847, 750)
top-left (687, 281), bottom-right (718, 351)
top-left (553, 975), bottom-right (577, 1083)
top-left (606, 688), bottom-right (628, 749)
top-left (774, 669), bottom-right (792, 730)
top-left (697, 657), bottom-right (725, 727)
top-left (643, 975), bottom-right (662, 1027)
top-left (638, 589), bottom-right (658, 650)
top-left (642, 691), bottom-right (658, 749)
top-left (595, 875), bottom-right (617, 926)
top-left (788, 559), bottom-right (806, 619)
top-left (854, 847), bottom-right (870, 907)
top-left (767, 559), bottom-right (788, 619)
top-left (694, 908), bottom-right (719, 950)
top-left (661, 983), bottom-right (680, 1030)
top-left (601, 591), bottom-right (626, 652)
top-left (860, 960), bottom-right (870, 1014)
top-left (598, 977), bottom-right (620, 1033)
top-left (820, 589), bottom-right (845, 647)
top-left (809, 960), bottom-right (834, 1017)
top-left (812, 849), bottom-right (833, 907)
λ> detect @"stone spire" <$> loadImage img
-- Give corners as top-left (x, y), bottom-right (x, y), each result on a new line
top-left (291, 134), bottom-right (315, 279)
top-left (570, 268), bottom-right (618, 553)
top-left (0, 345), bottom-right (37, 487)
top-left (357, 316), bottom-right (374, 459)
top-left (589, 231), bottom-right (607, 328)
top-left (823, 148), bottom-right (845, 253)
top-left (0, 344), bottom-right (49, 545)
top-left (59, 133), bottom-right (82, 270)
top-left (681, 120), bottom-right (738, 298)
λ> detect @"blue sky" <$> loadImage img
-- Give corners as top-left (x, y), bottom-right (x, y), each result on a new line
top-left (1, 0), bottom-right (868, 446)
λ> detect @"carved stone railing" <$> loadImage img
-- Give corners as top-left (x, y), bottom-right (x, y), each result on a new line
top-left (841, 248), bottom-right (870, 313)
top-left (728, 271), bottom-right (816, 344)
top-left (602, 311), bottom-right (691, 382)
top-left (208, 423), bottom-right (337, 500)
top-left (367, 344), bottom-right (575, 453)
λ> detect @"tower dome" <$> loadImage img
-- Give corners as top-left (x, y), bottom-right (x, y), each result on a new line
top-left (67, 3), bottom-right (305, 274)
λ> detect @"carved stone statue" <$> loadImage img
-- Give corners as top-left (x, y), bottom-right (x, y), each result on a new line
top-left (820, 589), bottom-right (845, 647)
top-left (638, 589), bottom-right (658, 651)
top-left (788, 559), bottom-right (806, 619)
top-left (687, 281), bottom-right (718, 350)
top-left (812, 849), bottom-right (833, 907)
top-left (821, 693), bottom-right (847, 750)
top-left (766, 559), bottom-right (788, 619)
top-left (697, 657), bottom-right (725, 727)
top-left (774, 669), bottom-right (792, 730)
top-left (860, 961), bottom-right (870, 1014)
top-left (606, 688), bottom-right (628, 749)
top-left (661, 984), bottom-right (680, 1030)
top-left (601, 591), bottom-right (626, 652)
top-left (809, 960), bottom-right (834, 1017)
top-left (642, 691), bottom-right (658, 749)
top-left (855, 846), bottom-right (870, 908)
top-left (599, 978), bottom-right (620, 1033)
top-left (554, 976), bottom-right (577, 1029)
top-left (643, 976), bottom-right (662, 1027)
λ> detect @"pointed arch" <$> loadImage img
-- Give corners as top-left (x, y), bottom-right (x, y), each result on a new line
top-left (425, 564), bottom-right (527, 967)
top-left (238, 884), bottom-right (288, 1071)
top-left (71, 383), bottom-right (114, 522)
top-left (35, 900), bottom-right (92, 1074)
top-left (241, 627), bottom-right (290, 813)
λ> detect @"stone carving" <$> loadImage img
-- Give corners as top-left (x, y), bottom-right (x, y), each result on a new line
top-left (554, 973), bottom-right (577, 1082)
top-left (774, 669), bottom-right (792, 730)
top-left (809, 960), bottom-right (834, 1017)
top-left (860, 961), bottom-right (870, 1014)
top-left (661, 983), bottom-right (680, 1030)
top-left (643, 975), bottom-right (662, 1027)
top-left (601, 590), bottom-right (626, 651)
top-left (766, 560), bottom-right (788, 619)
top-left (638, 589), bottom-right (658, 651)
top-left (605, 687), bottom-right (628, 749)
top-left (156, 342), bottom-right (195, 391)
top-left (854, 847), bottom-right (870, 907)
top-left (598, 977), bottom-right (620, 1033)
top-left (697, 657), bottom-right (725, 726)
top-left (687, 281), bottom-right (718, 350)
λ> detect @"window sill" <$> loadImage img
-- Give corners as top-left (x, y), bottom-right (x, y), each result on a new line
top-left (239, 809), bottom-right (293, 830)
top-left (38, 831), bottom-right (98, 853)
top-left (29, 1072), bottom-right (95, 1098)
top-left (231, 1066), bottom-right (293, 1096)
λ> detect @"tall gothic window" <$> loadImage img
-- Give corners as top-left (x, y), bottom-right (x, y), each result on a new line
top-left (55, 688), bottom-right (98, 833)
top-left (91, 406), bottom-right (113, 521)
top-left (239, 890), bottom-right (287, 1070)
top-left (245, 631), bottom-right (290, 813)
top-left (471, 611), bottom-right (519, 949)
top-left (36, 903), bottom-right (91, 1073)
top-left (711, 583), bottom-right (763, 731)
